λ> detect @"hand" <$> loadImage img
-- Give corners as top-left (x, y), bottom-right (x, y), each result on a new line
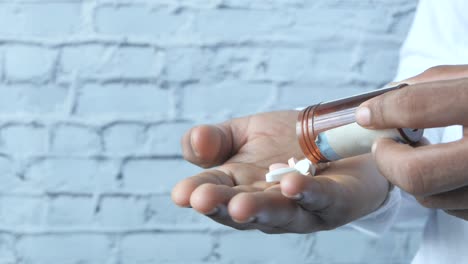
top-left (356, 65), bottom-right (468, 220)
top-left (172, 111), bottom-right (389, 233)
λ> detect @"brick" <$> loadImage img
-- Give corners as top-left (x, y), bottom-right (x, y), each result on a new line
top-left (312, 228), bottom-right (373, 263)
top-left (46, 195), bottom-right (95, 226)
top-left (0, 233), bottom-right (16, 263)
top-left (4, 46), bottom-right (57, 81)
top-left (145, 195), bottom-right (206, 225)
top-left (25, 158), bottom-right (118, 192)
top-left (165, 0), bottom-right (219, 8)
top-left (0, 3), bottom-right (82, 37)
top-left (0, 196), bottom-right (45, 226)
top-left (95, 5), bottom-right (189, 37)
top-left (163, 48), bottom-right (265, 82)
top-left (292, 9), bottom-right (393, 35)
top-left (255, 49), bottom-right (315, 82)
top-left (163, 48), bottom-right (212, 82)
top-left (353, 48), bottom-right (401, 85)
top-left (220, 0), bottom-right (304, 9)
top-left (122, 159), bottom-right (201, 193)
top-left (17, 235), bottom-right (111, 264)
top-left (0, 49), bottom-right (4, 82)
top-left (0, 156), bottom-right (22, 193)
top-left (218, 232), bottom-right (312, 263)
top-left (146, 122), bottom-right (193, 155)
top-left (51, 124), bottom-right (101, 154)
top-left (76, 84), bottom-right (170, 117)
top-left (193, 9), bottom-right (292, 40)
top-left (120, 233), bottom-right (212, 263)
top-left (96, 196), bottom-right (147, 227)
top-left (0, 1), bottom-right (424, 264)
top-left (183, 81), bottom-right (273, 119)
top-left (103, 122), bottom-right (147, 153)
top-left (0, 155), bottom-right (13, 176)
top-left (0, 84), bottom-right (68, 114)
top-left (60, 45), bottom-right (165, 79)
top-left (0, 124), bottom-right (48, 155)
top-left (276, 85), bottom-right (365, 110)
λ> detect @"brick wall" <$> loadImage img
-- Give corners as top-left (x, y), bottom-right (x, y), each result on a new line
top-left (0, 1), bottom-right (422, 263)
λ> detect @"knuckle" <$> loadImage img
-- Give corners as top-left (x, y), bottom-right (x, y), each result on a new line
top-left (389, 88), bottom-right (418, 126)
top-left (372, 88), bottom-right (418, 127)
top-left (369, 93), bottom-right (390, 126)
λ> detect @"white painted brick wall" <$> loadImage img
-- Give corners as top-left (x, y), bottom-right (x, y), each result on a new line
top-left (0, 1), bottom-right (422, 263)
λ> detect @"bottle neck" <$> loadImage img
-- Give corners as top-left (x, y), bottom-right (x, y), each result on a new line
top-left (296, 84), bottom-right (408, 163)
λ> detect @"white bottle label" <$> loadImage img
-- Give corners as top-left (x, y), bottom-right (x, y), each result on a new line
top-left (315, 122), bottom-right (404, 161)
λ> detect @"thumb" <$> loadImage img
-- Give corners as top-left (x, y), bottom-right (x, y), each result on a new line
top-left (355, 78), bottom-right (468, 129)
top-left (355, 65), bottom-right (468, 129)
top-left (181, 118), bottom-right (248, 168)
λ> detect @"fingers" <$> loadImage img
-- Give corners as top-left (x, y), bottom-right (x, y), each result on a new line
top-left (229, 188), bottom-right (295, 224)
top-left (181, 116), bottom-right (250, 168)
top-left (190, 183), bottom-right (261, 215)
top-left (404, 65), bottom-right (468, 85)
top-left (190, 183), bottom-right (264, 231)
top-left (372, 138), bottom-right (468, 196)
top-left (171, 169), bottom-right (235, 207)
top-left (228, 188), bottom-right (323, 233)
top-left (172, 163), bottom-right (267, 207)
top-left (188, 182), bottom-right (324, 233)
top-left (356, 78), bottom-right (468, 129)
top-left (280, 173), bottom-right (335, 212)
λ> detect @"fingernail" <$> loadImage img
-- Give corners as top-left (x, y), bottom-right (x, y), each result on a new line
top-left (372, 141), bottom-right (378, 154)
top-left (189, 131), bottom-right (200, 157)
top-left (355, 107), bottom-right (371, 127)
top-left (283, 192), bottom-right (304, 201)
top-left (233, 216), bottom-right (256, 224)
top-left (384, 81), bottom-right (402, 88)
top-left (205, 207), bottom-right (219, 216)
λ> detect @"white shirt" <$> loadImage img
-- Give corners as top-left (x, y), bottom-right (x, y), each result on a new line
top-left (351, 1), bottom-right (468, 263)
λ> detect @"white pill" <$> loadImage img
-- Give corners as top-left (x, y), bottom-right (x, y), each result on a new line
top-left (288, 157), bottom-right (298, 167)
top-left (265, 167), bottom-right (297, 182)
top-left (294, 159), bottom-right (315, 176)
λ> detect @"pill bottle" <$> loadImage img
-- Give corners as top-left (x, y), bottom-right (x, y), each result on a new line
top-left (296, 84), bottom-right (424, 163)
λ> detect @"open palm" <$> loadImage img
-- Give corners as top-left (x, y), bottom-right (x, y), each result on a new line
top-left (172, 110), bottom-right (389, 234)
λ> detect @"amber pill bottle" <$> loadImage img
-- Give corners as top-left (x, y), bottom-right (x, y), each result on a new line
top-left (296, 84), bottom-right (424, 163)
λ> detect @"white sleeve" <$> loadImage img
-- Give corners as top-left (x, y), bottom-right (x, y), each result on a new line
top-left (349, 0), bottom-right (466, 235)
top-left (348, 185), bottom-right (402, 237)
top-left (348, 127), bottom-right (443, 236)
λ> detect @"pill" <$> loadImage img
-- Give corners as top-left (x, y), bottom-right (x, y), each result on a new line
top-left (265, 167), bottom-right (297, 182)
top-left (269, 163), bottom-right (290, 171)
top-left (265, 158), bottom-right (318, 182)
top-left (288, 157), bottom-right (298, 167)
top-left (294, 159), bottom-right (315, 176)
